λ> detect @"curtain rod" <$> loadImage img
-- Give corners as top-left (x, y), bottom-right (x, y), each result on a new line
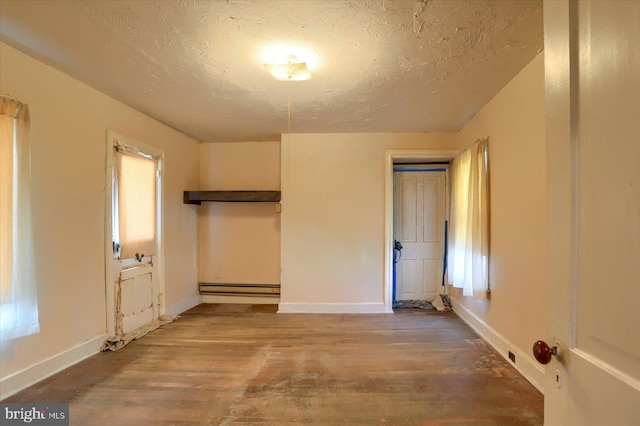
top-left (0, 93), bottom-right (26, 103)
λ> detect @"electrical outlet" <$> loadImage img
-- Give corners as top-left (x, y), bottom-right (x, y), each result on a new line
top-left (508, 351), bottom-right (516, 363)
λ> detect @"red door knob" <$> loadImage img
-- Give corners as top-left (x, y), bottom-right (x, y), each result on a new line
top-left (532, 340), bottom-right (558, 364)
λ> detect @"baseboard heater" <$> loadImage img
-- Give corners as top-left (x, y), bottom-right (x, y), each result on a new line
top-left (199, 283), bottom-right (280, 297)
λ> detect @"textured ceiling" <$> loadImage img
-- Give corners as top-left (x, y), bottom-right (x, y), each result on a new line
top-left (0, 0), bottom-right (543, 142)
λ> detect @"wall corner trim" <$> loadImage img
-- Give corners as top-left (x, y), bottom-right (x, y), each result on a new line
top-left (277, 303), bottom-right (390, 314)
top-left (0, 333), bottom-right (108, 400)
top-left (451, 298), bottom-right (545, 394)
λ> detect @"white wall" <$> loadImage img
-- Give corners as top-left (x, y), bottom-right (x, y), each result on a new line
top-left (279, 133), bottom-right (461, 312)
top-left (452, 53), bottom-right (547, 388)
top-left (0, 42), bottom-right (200, 396)
top-left (198, 142), bottom-right (281, 286)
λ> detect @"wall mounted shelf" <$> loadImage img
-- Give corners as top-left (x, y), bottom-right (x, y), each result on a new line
top-left (183, 190), bottom-right (281, 205)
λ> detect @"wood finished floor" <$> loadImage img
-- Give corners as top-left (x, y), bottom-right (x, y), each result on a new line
top-left (5, 304), bottom-right (543, 425)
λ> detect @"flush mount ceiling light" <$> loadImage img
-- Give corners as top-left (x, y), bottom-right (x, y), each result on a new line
top-left (263, 54), bottom-right (312, 81)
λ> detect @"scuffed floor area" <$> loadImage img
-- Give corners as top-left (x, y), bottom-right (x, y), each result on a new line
top-left (5, 304), bottom-right (543, 425)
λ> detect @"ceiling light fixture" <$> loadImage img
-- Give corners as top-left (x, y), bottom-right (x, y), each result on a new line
top-left (263, 54), bottom-right (312, 81)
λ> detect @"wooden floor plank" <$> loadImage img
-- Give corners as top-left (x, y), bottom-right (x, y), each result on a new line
top-left (4, 304), bottom-right (543, 425)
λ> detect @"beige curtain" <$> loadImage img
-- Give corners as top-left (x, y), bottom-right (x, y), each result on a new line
top-left (0, 96), bottom-right (39, 340)
top-left (116, 151), bottom-right (157, 260)
top-left (448, 139), bottom-right (489, 299)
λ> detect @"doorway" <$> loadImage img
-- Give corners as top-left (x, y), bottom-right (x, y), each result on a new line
top-left (384, 150), bottom-right (458, 313)
top-left (105, 131), bottom-right (164, 337)
top-left (393, 166), bottom-right (447, 302)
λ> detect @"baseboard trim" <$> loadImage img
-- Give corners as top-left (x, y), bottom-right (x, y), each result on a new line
top-left (277, 302), bottom-right (388, 314)
top-left (451, 298), bottom-right (545, 394)
top-left (201, 295), bottom-right (280, 305)
top-left (166, 294), bottom-right (202, 315)
top-left (0, 333), bottom-right (107, 400)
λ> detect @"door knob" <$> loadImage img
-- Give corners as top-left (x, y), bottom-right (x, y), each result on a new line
top-left (532, 340), bottom-right (563, 364)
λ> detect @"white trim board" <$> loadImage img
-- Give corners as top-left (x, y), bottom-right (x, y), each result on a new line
top-left (451, 298), bottom-right (545, 394)
top-left (277, 303), bottom-right (388, 314)
top-left (0, 334), bottom-right (107, 400)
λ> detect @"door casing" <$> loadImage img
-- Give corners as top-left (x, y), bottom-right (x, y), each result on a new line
top-left (384, 150), bottom-right (458, 313)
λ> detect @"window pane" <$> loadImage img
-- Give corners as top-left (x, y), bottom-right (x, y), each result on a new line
top-left (117, 152), bottom-right (157, 259)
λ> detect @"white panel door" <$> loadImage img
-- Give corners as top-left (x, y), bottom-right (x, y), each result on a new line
top-left (394, 171), bottom-right (446, 301)
top-left (544, 1), bottom-right (639, 424)
top-left (106, 131), bottom-right (163, 337)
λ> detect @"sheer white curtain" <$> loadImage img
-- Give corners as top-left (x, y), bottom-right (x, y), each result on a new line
top-left (448, 139), bottom-right (489, 299)
top-left (0, 96), bottom-right (39, 341)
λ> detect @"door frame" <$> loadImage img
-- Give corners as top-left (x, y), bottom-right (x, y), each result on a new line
top-left (104, 130), bottom-right (165, 337)
top-left (384, 150), bottom-right (459, 313)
